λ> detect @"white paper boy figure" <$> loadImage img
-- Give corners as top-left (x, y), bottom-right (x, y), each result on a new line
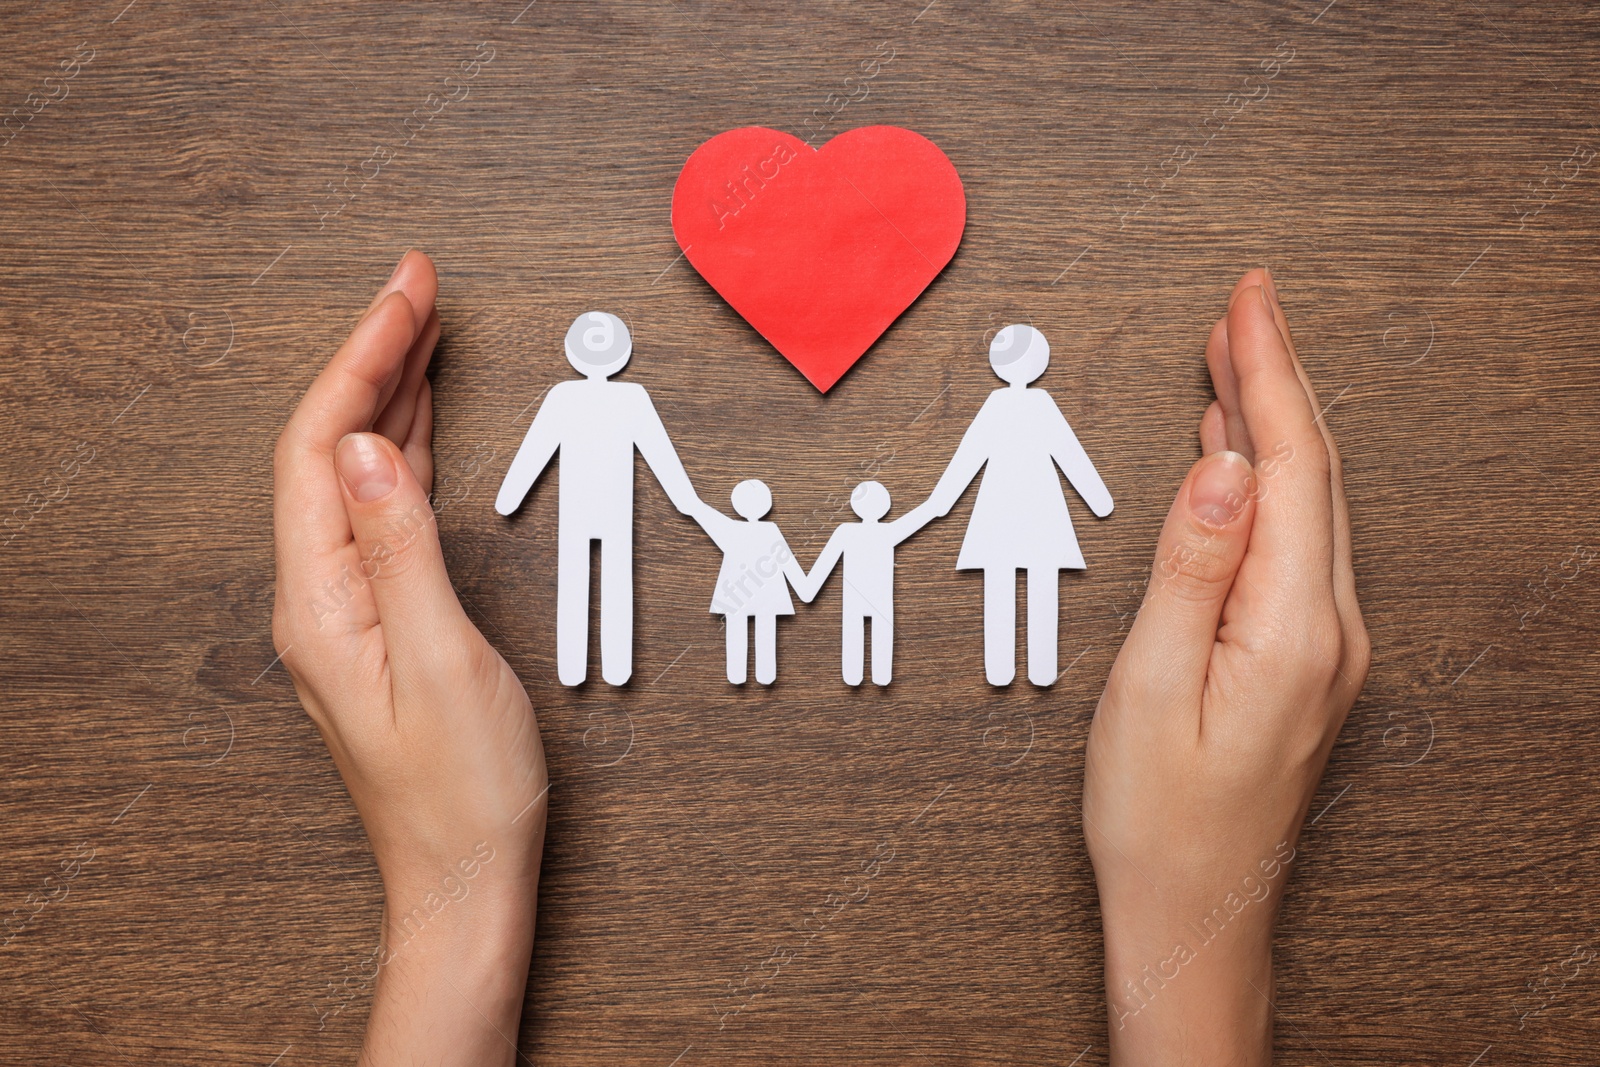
top-left (796, 481), bottom-right (933, 686)
top-left (692, 480), bottom-right (808, 686)
top-left (496, 311), bottom-right (702, 687)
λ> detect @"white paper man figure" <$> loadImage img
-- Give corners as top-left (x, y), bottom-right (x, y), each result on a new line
top-left (796, 481), bottom-right (933, 686)
top-left (496, 311), bottom-right (701, 686)
top-left (924, 324), bottom-right (1113, 687)
top-left (692, 480), bottom-right (807, 686)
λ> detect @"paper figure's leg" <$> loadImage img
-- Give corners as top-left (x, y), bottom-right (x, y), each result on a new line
top-left (556, 534), bottom-right (590, 686)
top-left (725, 615), bottom-right (748, 685)
top-left (1026, 567), bottom-right (1058, 686)
top-left (842, 611), bottom-right (865, 686)
top-left (871, 613), bottom-right (892, 686)
top-left (755, 614), bottom-right (777, 685)
top-left (983, 568), bottom-right (1017, 686)
top-left (599, 531), bottom-right (633, 685)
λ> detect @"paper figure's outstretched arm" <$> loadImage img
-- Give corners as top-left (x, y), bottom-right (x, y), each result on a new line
top-left (794, 528), bottom-right (845, 603)
top-left (690, 500), bottom-right (736, 550)
top-left (495, 400), bottom-right (564, 516)
top-left (633, 394), bottom-right (700, 515)
top-left (885, 502), bottom-right (937, 545)
top-left (1048, 407), bottom-right (1113, 517)
top-left (926, 403), bottom-right (994, 516)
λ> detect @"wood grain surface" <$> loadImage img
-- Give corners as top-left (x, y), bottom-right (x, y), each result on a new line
top-left (3, 1), bottom-right (1599, 1063)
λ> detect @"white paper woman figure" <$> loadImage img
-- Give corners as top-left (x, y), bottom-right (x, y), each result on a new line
top-left (692, 480), bottom-right (808, 686)
top-left (797, 481), bottom-right (934, 686)
top-left (496, 311), bottom-right (701, 687)
top-left (924, 324), bottom-right (1113, 686)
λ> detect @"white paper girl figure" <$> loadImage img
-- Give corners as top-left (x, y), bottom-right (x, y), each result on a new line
top-left (796, 481), bottom-right (934, 686)
top-left (924, 324), bottom-right (1113, 686)
top-left (692, 480), bottom-right (809, 685)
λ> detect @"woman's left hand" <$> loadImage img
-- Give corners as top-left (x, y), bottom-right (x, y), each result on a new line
top-left (1083, 269), bottom-right (1368, 1065)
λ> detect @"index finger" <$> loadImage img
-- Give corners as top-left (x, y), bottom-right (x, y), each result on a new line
top-left (273, 291), bottom-right (421, 616)
top-left (1260, 273), bottom-right (1359, 627)
top-left (284, 252), bottom-right (438, 457)
top-left (1223, 281), bottom-right (1335, 600)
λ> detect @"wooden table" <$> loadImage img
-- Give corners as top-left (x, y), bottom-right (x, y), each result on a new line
top-left (4, 1), bottom-right (1597, 1063)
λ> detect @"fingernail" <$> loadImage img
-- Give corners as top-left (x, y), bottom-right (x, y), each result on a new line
top-left (336, 434), bottom-right (397, 502)
top-left (1190, 450), bottom-right (1252, 528)
top-left (360, 254), bottom-right (411, 322)
top-left (1256, 282), bottom-right (1292, 346)
top-left (1229, 274), bottom-right (1266, 310)
top-left (1262, 267), bottom-right (1280, 306)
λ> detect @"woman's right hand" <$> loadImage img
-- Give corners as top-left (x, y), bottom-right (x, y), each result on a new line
top-left (1082, 269), bottom-right (1369, 1065)
top-left (272, 251), bottom-right (548, 1065)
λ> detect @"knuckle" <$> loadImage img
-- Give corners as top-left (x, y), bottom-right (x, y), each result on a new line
top-left (1344, 617), bottom-right (1373, 687)
top-left (1293, 609), bottom-right (1346, 679)
top-left (1257, 434), bottom-right (1327, 492)
top-left (1298, 436), bottom-right (1332, 481)
top-left (1251, 606), bottom-right (1343, 680)
top-left (1282, 723), bottom-right (1337, 774)
top-left (357, 504), bottom-right (437, 582)
top-left (1155, 529), bottom-right (1238, 602)
top-left (270, 595), bottom-right (304, 664)
top-left (272, 424), bottom-right (301, 474)
top-left (270, 611), bottom-right (294, 657)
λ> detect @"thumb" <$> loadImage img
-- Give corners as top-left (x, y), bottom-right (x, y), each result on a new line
top-left (335, 432), bottom-right (469, 668)
top-left (1112, 450), bottom-right (1258, 715)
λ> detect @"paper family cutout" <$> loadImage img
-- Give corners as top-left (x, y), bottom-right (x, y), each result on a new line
top-left (672, 125), bottom-right (966, 393)
top-left (497, 313), bottom-right (1112, 689)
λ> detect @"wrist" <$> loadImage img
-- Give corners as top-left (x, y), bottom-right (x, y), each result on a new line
top-left (1100, 899), bottom-right (1276, 1066)
top-left (359, 844), bottom-right (539, 1067)
top-left (378, 877), bottom-right (534, 978)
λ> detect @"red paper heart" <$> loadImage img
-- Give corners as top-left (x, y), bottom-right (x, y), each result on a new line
top-left (671, 125), bottom-right (966, 392)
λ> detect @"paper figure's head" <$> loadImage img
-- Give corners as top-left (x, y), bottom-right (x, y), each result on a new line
top-left (731, 479), bottom-right (772, 520)
top-left (989, 323), bottom-right (1049, 386)
top-left (850, 480), bottom-right (891, 521)
top-left (565, 311), bottom-right (632, 379)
